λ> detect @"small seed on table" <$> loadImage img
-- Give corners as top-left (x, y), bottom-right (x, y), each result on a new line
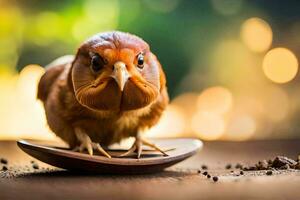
top-left (201, 165), bottom-right (208, 170)
top-left (212, 176), bottom-right (219, 182)
top-left (0, 158), bottom-right (8, 164)
top-left (32, 164), bottom-right (39, 169)
top-left (266, 170), bottom-right (273, 176)
top-left (235, 163), bottom-right (243, 169)
top-left (225, 164), bottom-right (232, 169)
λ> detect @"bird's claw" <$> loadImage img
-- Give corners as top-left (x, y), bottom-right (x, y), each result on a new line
top-left (73, 128), bottom-right (111, 158)
top-left (73, 142), bottom-right (111, 158)
top-left (119, 137), bottom-right (168, 159)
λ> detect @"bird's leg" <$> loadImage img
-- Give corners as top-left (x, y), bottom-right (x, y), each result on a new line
top-left (119, 131), bottom-right (168, 158)
top-left (73, 127), bottom-right (111, 158)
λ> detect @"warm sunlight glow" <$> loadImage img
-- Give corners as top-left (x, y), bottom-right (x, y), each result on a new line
top-left (226, 114), bottom-right (256, 141)
top-left (171, 92), bottom-right (198, 116)
top-left (197, 86), bottom-right (233, 115)
top-left (263, 48), bottom-right (298, 83)
top-left (241, 17), bottom-right (272, 53)
top-left (262, 86), bottom-right (289, 122)
top-left (0, 65), bottom-right (56, 140)
top-left (146, 105), bottom-right (186, 138)
top-left (18, 64), bottom-right (45, 100)
top-left (191, 112), bottom-right (225, 140)
top-left (210, 39), bottom-right (259, 85)
top-left (171, 92), bottom-right (198, 135)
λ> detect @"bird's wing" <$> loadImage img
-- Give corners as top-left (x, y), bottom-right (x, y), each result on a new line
top-left (37, 55), bottom-right (74, 101)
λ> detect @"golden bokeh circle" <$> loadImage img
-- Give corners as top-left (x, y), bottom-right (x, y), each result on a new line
top-left (262, 48), bottom-right (298, 83)
top-left (197, 86), bottom-right (233, 115)
top-left (191, 112), bottom-right (225, 140)
top-left (241, 17), bottom-right (272, 52)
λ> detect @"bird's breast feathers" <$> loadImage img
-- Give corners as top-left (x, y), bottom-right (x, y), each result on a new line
top-left (114, 104), bottom-right (154, 131)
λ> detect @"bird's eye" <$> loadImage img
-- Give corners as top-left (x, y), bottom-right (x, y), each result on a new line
top-left (91, 54), bottom-right (106, 73)
top-left (137, 53), bottom-right (144, 69)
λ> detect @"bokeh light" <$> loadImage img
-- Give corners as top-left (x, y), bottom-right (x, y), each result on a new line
top-left (0, 65), bottom-right (55, 140)
top-left (262, 86), bottom-right (289, 122)
top-left (171, 93), bottom-right (198, 117)
top-left (210, 39), bottom-right (259, 86)
top-left (225, 114), bottom-right (256, 141)
top-left (197, 86), bottom-right (233, 115)
top-left (241, 17), bottom-right (273, 53)
top-left (191, 112), bottom-right (225, 140)
top-left (146, 105), bottom-right (186, 138)
top-left (262, 48), bottom-right (298, 83)
top-left (171, 92), bottom-right (198, 134)
top-left (18, 64), bottom-right (45, 101)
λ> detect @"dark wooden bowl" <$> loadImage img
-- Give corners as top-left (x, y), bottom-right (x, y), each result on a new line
top-left (17, 138), bottom-right (202, 174)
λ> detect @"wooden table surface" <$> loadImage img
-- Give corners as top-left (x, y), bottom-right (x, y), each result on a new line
top-left (1, 139), bottom-right (300, 200)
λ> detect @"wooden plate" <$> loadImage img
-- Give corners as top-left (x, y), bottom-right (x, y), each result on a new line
top-left (17, 138), bottom-right (202, 174)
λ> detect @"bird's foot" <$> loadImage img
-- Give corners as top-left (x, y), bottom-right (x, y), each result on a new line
top-left (119, 136), bottom-right (168, 159)
top-left (72, 142), bottom-right (111, 158)
top-left (73, 128), bottom-right (111, 158)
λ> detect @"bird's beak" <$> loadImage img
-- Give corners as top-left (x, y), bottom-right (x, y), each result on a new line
top-left (111, 61), bottom-right (130, 91)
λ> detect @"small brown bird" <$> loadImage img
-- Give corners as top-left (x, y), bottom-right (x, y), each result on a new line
top-left (37, 31), bottom-right (169, 158)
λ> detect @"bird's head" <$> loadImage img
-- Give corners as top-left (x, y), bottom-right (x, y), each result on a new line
top-left (71, 31), bottom-right (162, 112)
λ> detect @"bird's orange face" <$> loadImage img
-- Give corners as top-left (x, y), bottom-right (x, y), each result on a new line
top-left (71, 32), bottom-right (161, 112)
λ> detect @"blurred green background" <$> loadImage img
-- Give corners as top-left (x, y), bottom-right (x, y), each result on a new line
top-left (1, 0), bottom-right (300, 141)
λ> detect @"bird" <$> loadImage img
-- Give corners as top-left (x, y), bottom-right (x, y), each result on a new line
top-left (37, 31), bottom-right (169, 158)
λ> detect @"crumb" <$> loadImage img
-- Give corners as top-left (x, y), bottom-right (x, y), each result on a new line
top-left (225, 164), bottom-right (232, 169)
top-left (256, 160), bottom-right (268, 170)
top-left (201, 165), bottom-right (208, 170)
top-left (32, 164), bottom-right (39, 169)
top-left (266, 170), bottom-right (273, 176)
top-left (272, 156), bottom-right (296, 168)
top-left (0, 158), bottom-right (8, 165)
top-left (212, 176), bottom-right (219, 182)
top-left (235, 163), bottom-right (243, 169)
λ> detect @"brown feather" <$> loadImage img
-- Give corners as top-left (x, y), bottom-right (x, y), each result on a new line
top-left (37, 64), bottom-right (64, 101)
